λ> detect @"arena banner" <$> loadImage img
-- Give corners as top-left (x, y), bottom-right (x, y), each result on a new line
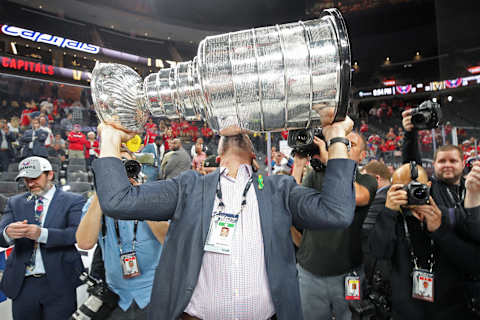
top-left (357, 74), bottom-right (480, 99)
top-left (0, 24), bottom-right (149, 65)
top-left (0, 55), bottom-right (91, 82)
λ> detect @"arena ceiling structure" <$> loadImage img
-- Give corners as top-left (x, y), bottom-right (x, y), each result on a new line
top-left (2, 0), bottom-right (480, 94)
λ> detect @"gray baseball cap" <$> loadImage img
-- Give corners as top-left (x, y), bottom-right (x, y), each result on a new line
top-left (16, 156), bottom-right (53, 181)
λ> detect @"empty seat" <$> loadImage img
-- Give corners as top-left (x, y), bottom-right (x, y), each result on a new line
top-left (0, 181), bottom-right (18, 194)
top-left (48, 157), bottom-right (62, 166)
top-left (66, 182), bottom-right (92, 193)
top-left (67, 164), bottom-right (87, 173)
top-left (69, 158), bottom-right (87, 166)
top-left (7, 163), bottom-right (19, 172)
top-left (67, 172), bottom-right (89, 182)
top-left (0, 172), bottom-right (19, 181)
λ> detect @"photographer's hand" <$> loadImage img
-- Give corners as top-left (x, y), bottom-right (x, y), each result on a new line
top-left (411, 197), bottom-right (442, 232)
top-left (402, 110), bottom-right (414, 132)
top-left (465, 161), bottom-right (480, 208)
top-left (313, 137), bottom-right (328, 164)
top-left (385, 184), bottom-right (408, 212)
top-left (292, 153), bottom-right (309, 184)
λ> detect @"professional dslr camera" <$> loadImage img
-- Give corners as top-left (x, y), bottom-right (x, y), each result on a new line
top-left (410, 100), bottom-right (442, 130)
top-left (70, 272), bottom-right (118, 320)
top-left (404, 162), bottom-right (430, 205)
top-left (123, 159), bottom-right (142, 180)
top-left (288, 128), bottom-right (325, 157)
top-left (464, 156), bottom-right (480, 175)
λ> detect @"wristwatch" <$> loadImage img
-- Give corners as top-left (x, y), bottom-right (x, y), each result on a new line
top-left (327, 137), bottom-right (351, 151)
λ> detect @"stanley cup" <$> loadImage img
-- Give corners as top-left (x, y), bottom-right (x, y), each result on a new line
top-left (91, 8), bottom-right (351, 133)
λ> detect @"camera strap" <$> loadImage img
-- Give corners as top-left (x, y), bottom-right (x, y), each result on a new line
top-left (402, 216), bottom-right (435, 302)
top-left (114, 219), bottom-right (139, 254)
top-left (402, 217), bottom-right (435, 272)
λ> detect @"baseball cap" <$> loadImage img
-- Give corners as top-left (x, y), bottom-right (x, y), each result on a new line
top-left (16, 156), bottom-right (53, 181)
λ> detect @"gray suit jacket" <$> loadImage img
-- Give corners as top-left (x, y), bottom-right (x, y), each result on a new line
top-left (93, 157), bottom-right (356, 320)
top-left (162, 147), bottom-right (191, 179)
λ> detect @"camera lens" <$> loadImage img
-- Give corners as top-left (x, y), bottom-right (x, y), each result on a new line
top-left (413, 186), bottom-right (428, 199)
top-left (411, 113), bottom-right (426, 125)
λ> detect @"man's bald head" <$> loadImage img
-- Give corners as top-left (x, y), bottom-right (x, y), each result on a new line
top-left (391, 163), bottom-right (429, 185)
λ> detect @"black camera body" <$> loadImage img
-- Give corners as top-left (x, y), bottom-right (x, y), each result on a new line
top-left (464, 156), bottom-right (480, 175)
top-left (288, 128), bottom-right (324, 157)
top-left (70, 272), bottom-right (119, 320)
top-left (404, 181), bottom-right (430, 205)
top-left (410, 100), bottom-right (442, 130)
top-left (123, 159), bottom-right (142, 180)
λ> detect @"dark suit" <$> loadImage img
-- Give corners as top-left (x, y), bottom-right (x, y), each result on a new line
top-left (0, 188), bottom-right (85, 319)
top-left (0, 130), bottom-right (16, 171)
top-left (93, 157), bottom-right (356, 320)
top-left (20, 128), bottom-right (48, 158)
top-left (363, 185), bottom-right (389, 232)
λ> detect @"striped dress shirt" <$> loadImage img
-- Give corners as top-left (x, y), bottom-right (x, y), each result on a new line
top-left (184, 165), bottom-right (275, 320)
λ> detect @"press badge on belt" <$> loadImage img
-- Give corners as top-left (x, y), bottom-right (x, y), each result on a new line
top-left (412, 269), bottom-right (434, 302)
top-left (204, 212), bottom-right (239, 255)
top-left (345, 275), bottom-right (361, 300)
top-left (120, 251), bottom-right (141, 279)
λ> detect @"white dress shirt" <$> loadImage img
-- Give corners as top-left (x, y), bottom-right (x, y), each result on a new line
top-left (184, 165), bottom-right (275, 320)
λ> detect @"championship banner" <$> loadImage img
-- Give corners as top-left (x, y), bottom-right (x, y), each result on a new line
top-left (0, 56), bottom-right (91, 82)
top-left (0, 247), bottom-right (13, 303)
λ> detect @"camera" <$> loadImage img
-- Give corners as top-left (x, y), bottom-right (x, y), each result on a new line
top-left (404, 181), bottom-right (430, 205)
top-left (410, 100), bottom-right (442, 130)
top-left (123, 159), bottom-right (142, 180)
top-left (464, 156), bottom-right (480, 175)
top-left (70, 272), bottom-right (118, 320)
top-left (288, 128), bottom-right (324, 157)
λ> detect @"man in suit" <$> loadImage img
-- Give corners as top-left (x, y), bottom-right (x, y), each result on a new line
top-left (92, 118), bottom-right (356, 320)
top-left (141, 136), bottom-right (165, 182)
top-left (19, 118), bottom-right (49, 158)
top-left (362, 160), bottom-right (392, 232)
top-left (0, 156), bottom-right (85, 320)
top-left (161, 138), bottom-right (191, 179)
top-left (0, 119), bottom-right (17, 171)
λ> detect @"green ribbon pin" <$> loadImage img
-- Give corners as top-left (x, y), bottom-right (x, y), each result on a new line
top-left (258, 175), bottom-right (264, 190)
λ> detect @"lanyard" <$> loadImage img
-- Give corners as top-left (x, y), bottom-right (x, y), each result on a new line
top-left (216, 170), bottom-right (253, 214)
top-left (445, 185), bottom-right (465, 207)
top-left (114, 219), bottom-right (139, 254)
top-left (402, 216), bottom-right (435, 272)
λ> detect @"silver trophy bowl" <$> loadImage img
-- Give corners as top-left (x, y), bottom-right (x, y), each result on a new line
top-left (91, 63), bottom-right (149, 133)
top-left (91, 8), bottom-right (350, 133)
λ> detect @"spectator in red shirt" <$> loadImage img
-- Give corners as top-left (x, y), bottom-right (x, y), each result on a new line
top-left (86, 131), bottom-right (99, 166)
top-left (20, 99), bottom-right (38, 130)
top-left (145, 118), bottom-right (157, 132)
top-left (201, 123), bottom-right (214, 143)
top-left (386, 127), bottom-right (396, 140)
top-left (386, 106), bottom-right (393, 118)
top-left (163, 127), bottom-right (176, 151)
top-left (360, 120), bottom-right (368, 134)
top-left (67, 124), bottom-right (88, 159)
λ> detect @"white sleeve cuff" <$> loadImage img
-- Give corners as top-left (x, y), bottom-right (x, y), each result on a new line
top-left (37, 227), bottom-right (48, 244)
top-left (2, 226), bottom-right (14, 245)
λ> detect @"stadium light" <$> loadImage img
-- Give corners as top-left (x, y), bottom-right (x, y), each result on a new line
top-left (10, 42), bottom-right (17, 55)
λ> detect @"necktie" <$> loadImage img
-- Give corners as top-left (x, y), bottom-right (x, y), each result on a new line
top-left (26, 196), bottom-right (44, 273)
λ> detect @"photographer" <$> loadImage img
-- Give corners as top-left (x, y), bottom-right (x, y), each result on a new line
top-left (369, 163), bottom-right (480, 319)
top-left (402, 107), bottom-right (480, 242)
top-left (294, 132), bottom-right (378, 320)
top-left (75, 160), bottom-right (169, 320)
